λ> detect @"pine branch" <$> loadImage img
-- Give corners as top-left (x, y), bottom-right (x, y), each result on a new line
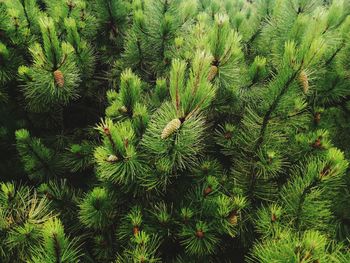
top-left (254, 70), bottom-right (300, 152)
top-left (20, 0), bottom-right (31, 30)
top-left (294, 179), bottom-right (319, 230)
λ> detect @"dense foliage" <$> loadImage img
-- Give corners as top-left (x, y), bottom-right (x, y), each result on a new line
top-left (1, 0), bottom-right (350, 262)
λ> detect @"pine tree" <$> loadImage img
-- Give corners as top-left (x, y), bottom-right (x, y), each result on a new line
top-left (1, 0), bottom-right (350, 262)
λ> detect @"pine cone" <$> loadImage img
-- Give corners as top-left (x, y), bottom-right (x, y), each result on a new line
top-left (207, 65), bottom-right (218, 81)
top-left (228, 211), bottom-right (238, 225)
top-left (118, 106), bottom-right (128, 113)
top-left (298, 70), bottom-right (309, 94)
top-left (229, 215), bottom-right (238, 225)
top-left (161, 118), bottom-right (181, 139)
top-left (106, 154), bottom-right (118, 163)
top-left (53, 70), bottom-right (64, 88)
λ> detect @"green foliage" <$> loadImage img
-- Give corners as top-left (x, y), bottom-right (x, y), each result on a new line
top-left (1, 0), bottom-right (350, 262)
top-left (142, 102), bottom-right (206, 171)
top-left (94, 118), bottom-right (145, 186)
top-left (115, 231), bottom-right (161, 263)
top-left (20, 16), bottom-right (81, 112)
top-left (15, 129), bottom-right (61, 181)
top-left (30, 217), bottom-right (82, 263)
top-left (249, 230), bottom-right (342, 263)
top-left (180, 221), bottom-right (219, 256)
top-left (0, 182), bottom-right (78, 262)
top-left (79, 186), bottom-right (116, 229)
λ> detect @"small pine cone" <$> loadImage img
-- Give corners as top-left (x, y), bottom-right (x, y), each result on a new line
top-left (106, 154), bottom-right (118, 163)
top-left (132, 226), bottom-right (139, 236)
top-left (298, 70), bottom-right (309, 94)
top-left (203, 186), bottom-right (212, 197)
top-left (311, 138), bottom-right (322, 149)
top-left (118, 106), bottom-right (128, 113)
top-left (229, 215), bottom-right (238, 225)
top-left (228, 211), bottom-right (238, 225)
top-left (53, 70), bottom-right (64, 88)
top-left (271, 213), bottom-right (277, 222)
top-left (207, 65), bottom-right (218, 81)
top-left (224, 131), bottom-right (233, 139)
top-left (161, 118), bottom-right (181, 139)
top-left (103, 126), bottom-right (110, 135)
top-left (195, 230), bottom-right (204, 238)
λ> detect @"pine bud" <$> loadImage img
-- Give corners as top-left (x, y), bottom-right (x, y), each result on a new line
top-left (267, 151), bottom-right (275, 164)
top-left (298, 70), bottom-right (309, 94)
top-left (311, 138), bottom-right (322, 149)
top-left (103, 126), bottom-right (110, 135)
top-left (223, 124), bottom-right (235, 139)
top-left (195, 229), bottom-right (204, 238)
top-left (119, 106), bottom-right (128, 113)
top-left (106, 154), bottom-right (118, 163)
top-left (161, 118), bottom-right (181, 139)
top-left (124, 139), bottom-right (129, 148)
top-left (53, 70), bottom-right (64, 88)
top-left (203, 186), bottom-right (212, 196)
top-left (314, 112), bottom-right (321, 124)
top-left (271, 213), bottom-right (277, 222)
top-left (224, 131), bottom-right (233, 139)
top-left (132, 226), bottom-right (139, 236)
top-left (207, 65), bottom-right (218, 81)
